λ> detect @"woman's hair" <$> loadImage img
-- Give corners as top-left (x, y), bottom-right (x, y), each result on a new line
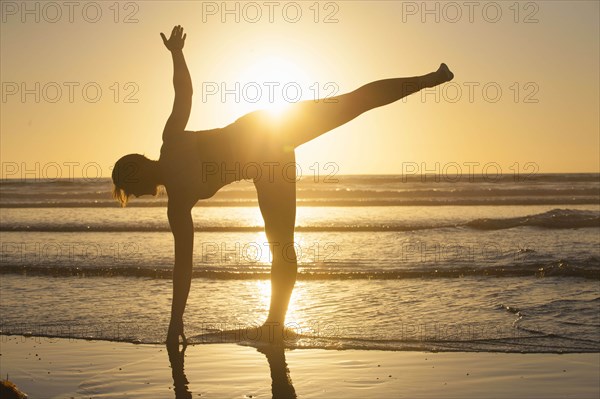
top-left (111, 153), bottom-right (150, 207)
top-left (112, 185), bottom-right (129, 207)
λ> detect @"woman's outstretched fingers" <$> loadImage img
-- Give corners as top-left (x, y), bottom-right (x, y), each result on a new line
top-left (160, 25), bottom-right (187, 51)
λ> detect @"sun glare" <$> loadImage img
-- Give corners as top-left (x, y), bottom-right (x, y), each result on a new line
top-left (234, 55), bottom-right (311, 116)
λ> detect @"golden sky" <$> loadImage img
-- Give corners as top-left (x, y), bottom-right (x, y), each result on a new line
top-left (1, 0), bottom-right (599, 178)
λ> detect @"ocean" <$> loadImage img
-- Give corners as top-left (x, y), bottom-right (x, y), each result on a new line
top-left (1, 174), bottom-right (599, 353)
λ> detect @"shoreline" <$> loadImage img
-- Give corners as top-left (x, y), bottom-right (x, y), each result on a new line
top-left (2, 332), bottom-right (599, 355)
top-left (1, 335), bottom-right (599, 398)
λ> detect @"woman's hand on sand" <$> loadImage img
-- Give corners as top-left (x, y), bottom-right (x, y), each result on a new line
top-left (166, 318), bottom-right (187, 348)
top-left (160, 25), bottom-right (186, 52)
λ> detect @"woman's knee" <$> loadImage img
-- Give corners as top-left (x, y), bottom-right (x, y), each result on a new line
top-left (266, 238), bottom-right (297, 264)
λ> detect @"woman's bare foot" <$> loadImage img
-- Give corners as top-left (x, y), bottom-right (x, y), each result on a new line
top-left (437, 63), bottom-right (454, 83)
top-left (239, 323), bottom-right (300, 346)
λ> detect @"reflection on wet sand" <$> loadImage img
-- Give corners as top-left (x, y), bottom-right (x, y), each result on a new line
top-left (167, 343), bottom-right (192, 399)
top-left (258, 345), bottom-right (297, 399)
top-left (167, 343), bottom-right (297, 399)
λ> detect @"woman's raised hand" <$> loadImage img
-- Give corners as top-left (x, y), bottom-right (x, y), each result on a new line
top-left (160, 25), bottom-right (187, 52)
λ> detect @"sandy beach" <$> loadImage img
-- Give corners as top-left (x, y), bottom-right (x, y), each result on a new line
top-left (1, 335), bottom-right (598, 398)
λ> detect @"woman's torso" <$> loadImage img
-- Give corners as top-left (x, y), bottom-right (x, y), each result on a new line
top-left (159, 113), bottom-right (290, 204)
top-left (159, 129), bottom-right (234, 201)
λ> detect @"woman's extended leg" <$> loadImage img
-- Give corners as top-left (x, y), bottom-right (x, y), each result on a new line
top-left (287, 63), bottom-right (453, 147)
top-left (230, 63), bottom-right (453, 152)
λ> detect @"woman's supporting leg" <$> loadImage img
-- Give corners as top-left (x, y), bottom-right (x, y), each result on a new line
top-left (254, 153), bottom-right (298, 335)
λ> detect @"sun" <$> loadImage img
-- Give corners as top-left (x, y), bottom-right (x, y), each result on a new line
top-left (234, 55), bottom-right (311, 116)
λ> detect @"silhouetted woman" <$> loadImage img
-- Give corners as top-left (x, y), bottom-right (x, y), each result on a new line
top-left (112, 26), bottom-right (454, 347)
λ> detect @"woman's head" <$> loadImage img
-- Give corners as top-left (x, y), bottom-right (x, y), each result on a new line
top-left (112, 153), bottom-right (160, 206)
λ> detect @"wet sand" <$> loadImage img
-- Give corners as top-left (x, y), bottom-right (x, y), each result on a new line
top-left (1, 335), bottom-right (598, 398)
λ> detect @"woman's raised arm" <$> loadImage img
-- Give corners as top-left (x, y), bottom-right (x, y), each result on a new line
top-left (160, 25), bottom-right (193, 140)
